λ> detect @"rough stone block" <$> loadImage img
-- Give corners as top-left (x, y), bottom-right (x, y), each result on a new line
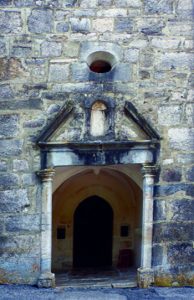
top-left (144, 0), bottom-right (173, 14)
top-left (168, 128), bottom-right (194, 151)
top-left (70, 18), bottom-right (91, 33)
top-left (56, 22), bottom-right (69, 32)
top-left (5, 215), bottom-right (40, 232)
top-left (0, 140), bottom-right (23, 157)
top-left (28, 9), bottom-right (53, 33)
top-left (23, 118), bottom-right (45, 128)
top-left (92, 18), bottom-right (114, 32)
top-left (158, 106), bottom-right (182, 126)
top-left (98, 0), bottom-right (112, 6)
top-left (14, 0), bottom-right (36, 6)
top-left (0, 235), bottom-right (39, 256)
top-left (186, 166), bottom-right (194, 182)
top-left (115, 17), bottom-right (133, 33)
top-left (80, 0), bottom-right (97, 8)
top-left (11, 46), bottom-right (32, 58)
top-left (13, 159), bottom-right (29, 171)
top-left (0, 189), bottom-right (29, 213)
top-left (61, 0), bottom-right (78, 7)
top-left (63, 41), bottom-right (80, 57)
top-left (0, 58), bottom-right (27, 81)
top-left (0, 11), bottom-right (22, 34)
top-left (0, 174), bottom-right (19, 189)
top-left (0, 114), bottom-right (19, 138)
top-left (162, 168), bottom-right (182, 182)
top-left (168, 243), bottom-right (194, 265)
top-left (140, 20), bottom-right (165, 35)
top-left (115, 0), bottom-right (142, 8)
top-left (0, 0), bottom-right (12, 5)
top-left (0, 99), bottom-right (43, 110)
top-left (168, 199), bottom-right (194, 221)
top-left (152, 244), bottom-right (164, 266)
top-left (0, 161), bottom-right (7, 171)
top-left (22, 174), bottom-right (37, 186)
top-left (153, 199), bottom-right (166, 221)
top-left (41, 41), bottom-right (62, 57)
top-left (177, 154), bottom-right (194, 165)
top-left (154, 184), bottom-right (185, 197)
top-left (159, 53), bottom-right (193, 70)
top-left (124, 49), bottom-right (139, 63)
top-left (48, 64), bottom-right (69, 82)
top-left (0, 39), bottom-right (6, 55)
top-left (153, 223), bottom-right (194, 243)
top-left (186, 184), bottom-right (194, 197)
top-left (185, 103), bottom-right (194, 125)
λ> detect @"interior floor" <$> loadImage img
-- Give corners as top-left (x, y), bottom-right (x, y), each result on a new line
top-left (55, 267), bottom-right (137, 288)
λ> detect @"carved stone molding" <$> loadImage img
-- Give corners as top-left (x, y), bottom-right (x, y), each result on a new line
top-left (37, 169), bottom-right (55, 182)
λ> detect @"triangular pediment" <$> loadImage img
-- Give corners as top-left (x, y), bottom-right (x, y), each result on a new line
top-left (37, 101), bottom-right (160, 145)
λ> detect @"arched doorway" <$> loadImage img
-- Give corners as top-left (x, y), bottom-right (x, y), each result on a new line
top-left (73, 195), bottom-right (113, 268)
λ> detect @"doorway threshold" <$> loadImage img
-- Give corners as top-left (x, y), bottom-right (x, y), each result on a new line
top-left (55, 268), bottom-right (137, 288)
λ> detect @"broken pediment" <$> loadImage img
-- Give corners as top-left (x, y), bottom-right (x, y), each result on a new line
top-left (37, 101), bottom-right (160, 145)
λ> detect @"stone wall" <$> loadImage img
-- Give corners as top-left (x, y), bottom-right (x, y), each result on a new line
top-left (0, 0), bottom-right (193, 285)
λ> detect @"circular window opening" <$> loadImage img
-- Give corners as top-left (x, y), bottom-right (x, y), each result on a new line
top-left (87, 51), bottom-right (117, 74)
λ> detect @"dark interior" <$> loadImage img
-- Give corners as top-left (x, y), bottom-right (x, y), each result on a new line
top-left (89, 60), bottom-right (112, 73)
top-left (73, 195), bottom-right (113, 268)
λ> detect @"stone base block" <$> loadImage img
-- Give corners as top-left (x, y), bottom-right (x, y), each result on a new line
top-left (137, 267), bottom-right (154, 288)
top-left (37, 272), bottom-right (55, 288)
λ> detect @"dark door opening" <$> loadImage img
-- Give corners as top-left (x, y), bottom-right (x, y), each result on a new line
top-left (73, 196), bottom-right (113, 268)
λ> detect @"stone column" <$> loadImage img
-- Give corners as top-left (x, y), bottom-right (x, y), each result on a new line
top-left (37, 169), bottom-right (55, 288)
top-left (138, 164), bottom-right (156, 288)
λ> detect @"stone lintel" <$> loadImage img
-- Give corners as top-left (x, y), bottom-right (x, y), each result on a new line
top-left (137, 267), bottom-right (154, 288)
top-left (37, 272), bottom-right (55, 288)
top-left (36, 169), bottom-right (55, 182)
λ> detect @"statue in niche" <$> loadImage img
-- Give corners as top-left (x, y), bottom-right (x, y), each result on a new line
top-left (90, 101), bottom-right (107, 137)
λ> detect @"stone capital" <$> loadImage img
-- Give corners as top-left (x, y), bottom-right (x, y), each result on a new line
top-left (37, 169), bottom-right (55, 182)
top-left (141, 164), bottom-right (157, 176)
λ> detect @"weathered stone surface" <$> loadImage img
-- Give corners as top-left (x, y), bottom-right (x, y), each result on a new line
top-left (168, 128), bottom-right (194, 151)
top-left (124, 49), bottom-right (139, 63)
top-left (158, 106), bottom-right (182, 126)
top-left (23, 118), bottom-right (45, 128)
top-left (0, 0), bottom-right (12, 5)
top-left (0, 161), bottom-right (7, 171)
top-left (159, 53), bottom-right (193, 70)
top-left (70, 18), bottom-right (91, 33)
top-left (0, 115), bottom-right (19, 138)
top-left (162, 168), bottom-right (182, 182)
top-left (0, 189), bottom-right (29, 213)
top-left (22, 174), bottom-right (37, 186)
top-left (0, 58), bottom-right (27, 81)
top-left (0, 140), bottom-right (23, 157)
top-left (14, 0), bottom-right (36, 6)
top-left (153, 223), bottom-right (194, 243)
top-left (152, 244), bottom-right (163, 266)
top-left (154, 184), bottom-right (185, 197)
top-left (56, 22), bottom-right (69, 32)
top-left (13, 159), bottom-right (29, 171)
top-left (11, 46), bottom-right (32, 57)
top-left (5, 215), bottom-right (40, 232)
top-left (144, 0), bottom-right (173, 14)
top-left (0, 235), bottom-right (39, 255)
top-left (168, 243), bottom-right (194, 265)
top-left (41, 41), bottom-right (62, 57)
top-left (186, 184), bottom-right (194, 197)
top-left (28, 9), bottom-right (53, 33)
top-left (0, 84), bottom-right (14, 100)
top-left (0, 11), bottom-right (22, 34)
top-left (48, 64), bottom-right (69, 82)
top-left (177, 154), bottom-right (194, 165)
top-left (0, 174), bottom-right (19, 189)
top-left (168, 200), bottom-right (194, 221)
top-left (153, 199), bottom-right (166, 221)
top-left (140, 20), bottom-right (165, 35)
top-left (0, 99), bottom-right (43, 110)
top-left (0, 39), bottom-right (6, 55)
top-left (115, 17), bottom-right (133, 33)
top-left (186, 166), bottom-right (194, 182)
